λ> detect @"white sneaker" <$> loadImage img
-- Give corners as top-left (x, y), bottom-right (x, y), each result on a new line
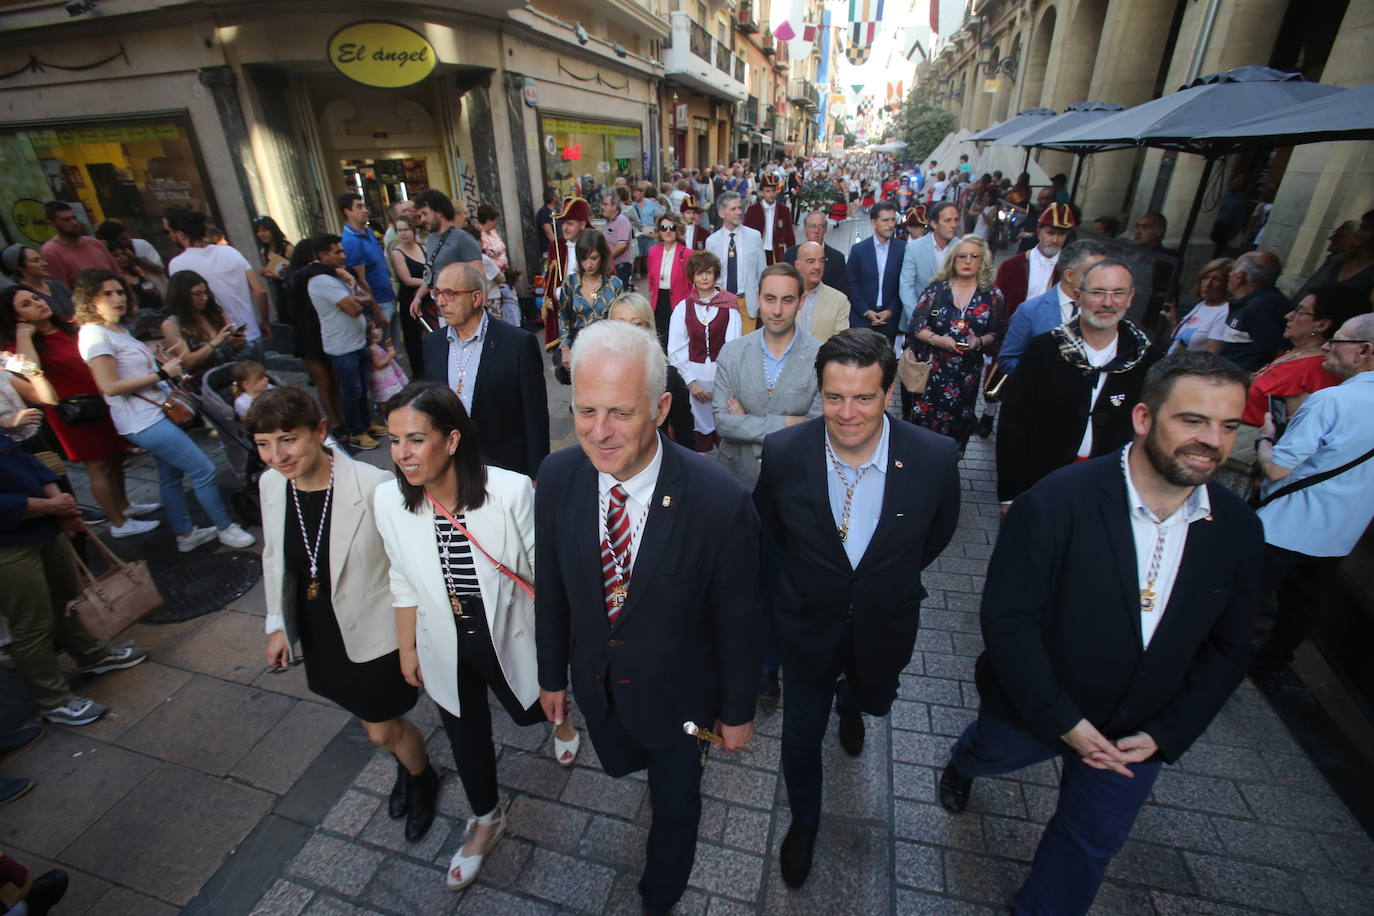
top-left (110, 517), bottom-right (160, 539)
top-left (40, 696), bottom-right (108, 726)
top-left (217, 523), bottom-right (256, 549)
top-left (125, 501), bottom-right (161, 516)
top-left (177, 526), bottom-right (218, 552)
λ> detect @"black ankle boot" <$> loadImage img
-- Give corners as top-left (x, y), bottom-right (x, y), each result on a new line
top-left (388, 758), bottom-right (409, 819)
top-left (405, 765), bottom-right (439, 842)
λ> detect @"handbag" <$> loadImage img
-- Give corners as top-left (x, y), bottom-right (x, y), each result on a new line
top-left (133, 389), bottom-right (198, 428)
top-left (426, 491), bottom-right (535, 601)
top-left (898, 348), bottom-right (932, 394)
top-left (64, 534), bottom-right (163, 640)
top-left (55, 393), bottom-right (106, 424)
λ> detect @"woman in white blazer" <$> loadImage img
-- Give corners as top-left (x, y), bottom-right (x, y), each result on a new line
top-left (248, 386), bottom-right (438, 842)
top-left (372, 381), bottom-right (579, 892)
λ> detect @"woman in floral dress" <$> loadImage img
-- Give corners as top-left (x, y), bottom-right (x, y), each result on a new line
top-left (907, 234), bottom-right (1007, 450)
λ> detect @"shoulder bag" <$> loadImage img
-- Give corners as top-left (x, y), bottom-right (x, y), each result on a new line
top-left (64, 534), bottom-right (163, 640)
top-left (55, 393), bottom-right (107, 424)
top-left (1253, 444), bottom-right (1374, 510)
top-left (426, 492), bottom-right (535, 601)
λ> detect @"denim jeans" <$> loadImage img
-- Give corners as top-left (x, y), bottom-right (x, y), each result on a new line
top-left (328, 348), bottom-right (371, 435)
top-left (125, 416), bottom-right (233, 534)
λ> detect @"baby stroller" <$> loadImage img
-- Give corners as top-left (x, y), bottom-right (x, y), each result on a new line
top-left (194, 361), bottom-right (284, 527)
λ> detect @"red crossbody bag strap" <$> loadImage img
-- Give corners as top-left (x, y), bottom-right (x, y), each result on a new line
top-left (425, 491), bottom-right (535, 600)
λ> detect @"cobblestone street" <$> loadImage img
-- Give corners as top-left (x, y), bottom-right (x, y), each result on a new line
top-left (3, 370), bottom-right (1374, 915)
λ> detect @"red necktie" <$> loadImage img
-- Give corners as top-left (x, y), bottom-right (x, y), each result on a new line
top-left (601, 485), bottom-right (632, 624)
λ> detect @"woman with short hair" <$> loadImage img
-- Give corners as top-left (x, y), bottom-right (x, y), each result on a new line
top-left (373, 382), bottom-right (579, 892)
top-left (247, 385), bottom-right (438, 842)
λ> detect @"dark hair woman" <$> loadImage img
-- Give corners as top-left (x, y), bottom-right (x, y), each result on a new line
top-left (388, 216), bottom-right (428, 377)
top-left (160, 270), bottom-right (245, 390)
top-left (372, 381), bottom-right (579, 892)
top-left (253, 216), bottom-right (295, 317)
top-left (281, 238), bottom-right (344, 434)
top-left (73, 269), bottom-right (255, 551)
top-left (2, 244), bottom-right (75, 321)
top-left (245, 385), bottom-right (438, 842)
top-left (106, 243), bottom-right (162, 312)
top-left (556, 229), bottom-right (622, 372)
top-left (0, 285), bottom-right (153, 535)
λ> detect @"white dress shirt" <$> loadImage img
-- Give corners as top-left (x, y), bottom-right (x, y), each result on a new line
top-left (596, 435), bottom-right (663, 570)
top-left (1120, 444), bottom-right (1212, 647)
top-left (1027, 247), bottom-right (1059, 300)
top-left (1074, 336), bottom-right (1118, 458)
top-left (445, 312), bottom-right (488, 412)
top-left (873, 238), bottom-right (891, 311)
top-left (762, 201), bottom-right (776, 251)
top-left (1057, 285), bottom-right (1077, 324)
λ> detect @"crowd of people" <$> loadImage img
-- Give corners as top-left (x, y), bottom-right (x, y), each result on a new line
top-left (2, 155), bottom-right (1373, 916)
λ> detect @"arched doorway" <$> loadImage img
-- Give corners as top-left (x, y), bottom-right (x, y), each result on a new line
top-left (1022, 7), bottom-right (1056, 110)
top-left (1054, 0), bottom-right (1106, 108)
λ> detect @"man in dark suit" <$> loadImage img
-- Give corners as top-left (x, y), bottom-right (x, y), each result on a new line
top-left (938, 350), bottom-right (1262, 915)
top-left (755, 328), bottom-right (960, 888)
top-left (845, 202), bottom-right (906, 341)
top-left (783, 210), bottom-right (848, 298)
top-left (422, 262), bottom-right (549, 478)
top-left (535, 319), bottom-right (759, 916)
top-left (997, 258), bottom-right (1159, 515)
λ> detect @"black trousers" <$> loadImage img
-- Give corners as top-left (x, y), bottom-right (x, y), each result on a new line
top-left (588, 699), bottom-right (704, 912)
top-left (1252, 543), bottom-right (1341, 671)
top-left (654, 288), bottom-right (673, 351)
top-left (781, 620), bottom-right (902, 828)
top-left (437, 595), bottom-right (543, 817)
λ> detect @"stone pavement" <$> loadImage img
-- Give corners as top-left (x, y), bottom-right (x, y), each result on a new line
top-left (3, 368), bottom-right (1374, 915)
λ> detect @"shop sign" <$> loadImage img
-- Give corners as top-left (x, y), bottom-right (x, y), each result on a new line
top-left (328, 21), bottom-right (437, 89)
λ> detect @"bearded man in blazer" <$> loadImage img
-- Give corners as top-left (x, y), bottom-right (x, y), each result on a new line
top-left (423, 262), bottom-right (549, 478)
top-left (939, 350), bottom-right (1263, 915)
top-left (755, 328), bottom-right (961, 888)
top-left (535, 319), bottom-right (759, 916)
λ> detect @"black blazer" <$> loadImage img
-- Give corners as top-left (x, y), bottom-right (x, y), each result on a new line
top-left (977, 455), bottom-right (1264, 763)
top-left (754, 417), bottom-right (960, 693)
top-left (423, 319), bottom-right (550, 478)
top-left (535, 436), bottom-right (760, 750)
top-left (782, 243), bottom-right (849, 298)
top-left (996, 326), bottom-right (1159, 502)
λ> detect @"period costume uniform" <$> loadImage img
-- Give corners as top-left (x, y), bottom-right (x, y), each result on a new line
top-left (542, 197), bottom-right (592, 350)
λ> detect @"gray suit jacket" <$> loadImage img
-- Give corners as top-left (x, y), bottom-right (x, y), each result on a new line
top-left (898, 233), bottom-right (949, 332)
top-left (711, 329), bottom-right (823, 489)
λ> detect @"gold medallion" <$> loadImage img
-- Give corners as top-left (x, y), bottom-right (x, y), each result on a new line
top-left (306, 578), bottom-right (321, 600)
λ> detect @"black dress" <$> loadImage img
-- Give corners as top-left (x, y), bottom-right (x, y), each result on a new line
top-left (286, 487), bottom-right (417, 723)
top-left (395, 249), bottom-right (427, 378)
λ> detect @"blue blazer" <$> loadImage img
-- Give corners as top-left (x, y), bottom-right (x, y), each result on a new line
top-left (999, 285), bottom-right (1068, 374)
top-left (845, 236), bottom-right (907, 340)
top-left (754, 417), bottom-right (960, 691)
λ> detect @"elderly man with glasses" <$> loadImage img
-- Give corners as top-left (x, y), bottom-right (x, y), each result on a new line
top-left (1250, 312), bottom-right (1374, 689)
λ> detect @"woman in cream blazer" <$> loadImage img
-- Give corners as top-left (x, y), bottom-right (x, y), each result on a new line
top-left (250, 386), bottom-right (438, 843)
top-left (372, 381), bottom-right (578, 892)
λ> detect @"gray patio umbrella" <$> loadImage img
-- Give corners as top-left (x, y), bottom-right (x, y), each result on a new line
top-left (1025, 68), bottom-right (1345, 311)
top-left (1195, 81), bottom-right (1369, 145)
top-left (990, 101), bottom-right (1126, 199)
top-left (966, 108), bottom-right (1057, 144)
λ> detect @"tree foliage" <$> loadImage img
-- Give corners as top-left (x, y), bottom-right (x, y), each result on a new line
top-left (897, 87), bottom-right (957, 162)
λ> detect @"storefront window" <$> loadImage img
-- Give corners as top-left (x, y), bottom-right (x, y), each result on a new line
top-left (340, 157), bottom-right (431, 226)
top-left (538, 116), bottom-right (644, 200)
top-left (0, 114), bottom-right (215, 257)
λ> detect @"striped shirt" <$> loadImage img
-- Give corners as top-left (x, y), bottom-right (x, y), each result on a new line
top-left (433, 513), bottom-right (480, 596)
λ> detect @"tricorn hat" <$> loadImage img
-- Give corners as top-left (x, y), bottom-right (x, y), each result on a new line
top-left (1037, 202), bottom-right (1077, 230)
top-left (680, 194), bottom-right (701, 213)
top-left (905, 205), bottom-right (928, 227)
top-left (557, 197), bottom-right (592, 223)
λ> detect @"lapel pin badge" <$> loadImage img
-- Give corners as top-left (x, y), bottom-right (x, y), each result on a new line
top-left (662, 496), bottom-right (673, 508)
top-left (1109, 394), bottom-right (1126, 407)
top-left (894, 460), bottom-right (904, 469)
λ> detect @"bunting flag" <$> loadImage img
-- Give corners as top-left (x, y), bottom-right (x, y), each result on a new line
top-left (929, 0), bottom-right (939, 32)
top-left (851, 83), bottom-right (865, 95)
top-left (848, 0), bottom-right (885, 47)
top-left (773, 21), bottom-right (795, 41)
top-left (886, 81), bottom-right (904, 110)
top-left (845, 44), bottom-right (872, 66)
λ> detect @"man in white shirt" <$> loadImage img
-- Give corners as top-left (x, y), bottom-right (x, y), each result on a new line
top-left (743, 175), bottom-right (795, 265)
top-left (164, 207), bottom-right (270, 352)
top-left (680, 197), bottom-right (708, 251)
top-left (941, 349), bottom-right (1260, 915)
top-left (307, 235), bottom-right (381, 449)
top-left (705, 192), bottom-right (764, 332)
top-left (994, 203), bottom-right (1074, 319)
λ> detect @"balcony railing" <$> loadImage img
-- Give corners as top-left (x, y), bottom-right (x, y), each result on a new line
top-left (714, 39), bottom-right (733, 75)
top-left (743, 95), bottom-right (760, 126)
top-left (735, 56), bottom-right (745, 82)
top-left (689, 20), bottom-right (712, 60)
top-left (736, 0), bottom-right (758, 33)
top-left (788, 79), bottom-right (820, 109)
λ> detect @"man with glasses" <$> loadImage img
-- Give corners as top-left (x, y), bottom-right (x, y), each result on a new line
top-left (1249, 312), bottom-right (1374, 690)
top-left (422, 262), bottom-right (549, 477)
top-left (996, 258), bottom-right (1159, 516)
top-left (783, 212), bottom-right (848, 298)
